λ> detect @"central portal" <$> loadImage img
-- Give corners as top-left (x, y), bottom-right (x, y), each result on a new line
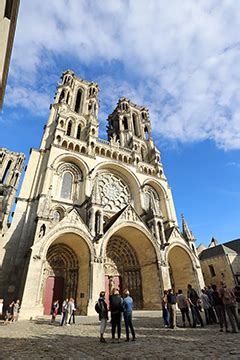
top-left (105, 237), bottom-right (143, 309)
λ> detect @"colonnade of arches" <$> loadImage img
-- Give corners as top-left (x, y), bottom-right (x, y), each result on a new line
top-left (40, 228), bottom-right (199, 315)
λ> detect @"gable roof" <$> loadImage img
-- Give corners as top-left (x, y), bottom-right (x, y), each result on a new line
top-left (103, 205), bottom-right (128, 233)
top-left (224, 239), bottom-right (240, 253)
top-left (199, 240), bottom-right (239, 261)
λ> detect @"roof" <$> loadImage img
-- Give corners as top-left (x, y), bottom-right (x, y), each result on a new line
top-left (103, 205), bottom-right (128, 234)
top-left (223, 239), bottom-right (240, 253)
top-left (165, 227), bottom-right (175, 242)
top-left (199, 239), bottom-right (240, 261)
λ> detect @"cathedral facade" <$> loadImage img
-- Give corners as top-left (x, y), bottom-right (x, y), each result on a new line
top-left (0, 70), bottom-right (204, 318)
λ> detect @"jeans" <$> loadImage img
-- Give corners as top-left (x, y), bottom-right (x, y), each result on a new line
top-left (124, 311), bottom-right (135, 340)
top-left (190, 305), bottom-right (204, 327)
top-left (162, 307), bottom-right (169, 326)
top-left (180, 307), bottom-right (191, 325)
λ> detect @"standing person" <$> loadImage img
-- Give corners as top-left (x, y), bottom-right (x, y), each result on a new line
top-left (0, 299), bottom-right (4, 319)
top-left (60, 298), bottom-right (68, 326)
top-left (219, 282), bottom-right (240, 333)
top-left (97, 291), bottom-right (108, 343)
top-left (233, 286), bottom-right (240, 314)
top-left (177, 290), bottom-right (191, 327)
top-left (162, 290), bottom-right (169, 328)
top-left (13, 300), bottom-right (20, 322)
top-left (4, 302), bottom-right (14, 324)
top-left (187, 284), bottom-right (204, 328)
top-left (211, 284), bottom-right (228, 332)
top-left (68, 300), bottom-right (77, 325)
top-left (109, 289), bottom-right (123, 343)
top-left (66, 298), bottom-right (75, 326)
top-left (205, 285), bottom-right (217, 324)
top-left (51, 300), bottom-right (59, 323)
top-left (167, 289), bottom-right (177, 329)
top-left (123, 289), bottom-right (136, 342)
top-left (200, 289), bottom-right (211, 325)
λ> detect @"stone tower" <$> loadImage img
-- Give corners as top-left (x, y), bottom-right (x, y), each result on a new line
top-left (0, 148), bottom-right (25, 234)
top-left (0, 71), bottom-right (204, 318)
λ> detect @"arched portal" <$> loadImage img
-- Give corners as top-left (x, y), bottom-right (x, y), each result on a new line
top-left (42, 232), bottom-right (91, 315)
top-left (168, 245), bottom-right (197, 295)
top-left (43, 244), bottom-right (78, 314)
top-left (104, 226), bottom-right (161, 309)
top-left (105, 237), bottom-right (143, 309)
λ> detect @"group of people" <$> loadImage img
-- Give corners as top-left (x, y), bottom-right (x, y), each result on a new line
top-left (53, 298), bottom-right (77, 326)
top-left (0, 298), bottom-right (20, 324)
top-left (162, 282), bottom-right (240, 333)
top-left (96, 288), bottom-right (136, 343)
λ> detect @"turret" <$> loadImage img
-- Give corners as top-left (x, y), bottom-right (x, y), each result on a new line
top-left (181, 214), bottom-right (197, 254)
top-left (40, 70), bottom-right (100, 152)
top-left (107, 98), bottom-right (162, 174)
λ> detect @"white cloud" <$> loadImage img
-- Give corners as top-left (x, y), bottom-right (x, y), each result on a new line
top-left (8, 0), bottom-right (240, 149)
top-left (5, 86), bottom-right (51, 115)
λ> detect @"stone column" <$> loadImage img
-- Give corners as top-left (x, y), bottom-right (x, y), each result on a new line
top-left (87, 257), bottom-right (105, 315)
top-left (20, 253), bottom-right (44, 319)
top-left (159, 219), bottom-right (166, 244)
top-left (158, 260), bottom-right (171, 294)
top-left (89, 209), bottom-right (95, 236)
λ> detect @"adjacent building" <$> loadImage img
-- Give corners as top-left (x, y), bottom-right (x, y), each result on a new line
top-left (199, 238), bottom-right (240, 288)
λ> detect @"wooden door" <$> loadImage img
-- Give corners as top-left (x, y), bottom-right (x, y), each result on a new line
top-left (43, 277), bottom-right (64, 315)
top-left (105, 275), bottom-right (122, 306)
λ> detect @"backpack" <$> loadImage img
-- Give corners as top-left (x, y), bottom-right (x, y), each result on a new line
top-left (95, 301), bottom-right (101, 314)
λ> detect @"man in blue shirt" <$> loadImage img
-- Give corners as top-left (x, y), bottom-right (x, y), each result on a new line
top-left (123, 289), bottom-right (136, 341)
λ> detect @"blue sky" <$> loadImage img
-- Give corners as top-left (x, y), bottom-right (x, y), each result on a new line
top-left (1, 0), bottom-right (240, 247)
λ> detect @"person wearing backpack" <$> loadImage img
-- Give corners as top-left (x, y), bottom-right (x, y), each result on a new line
top-left (219, 282), bottom-right (240, 333)
top-left (96, 291), bottom-right (108, 343)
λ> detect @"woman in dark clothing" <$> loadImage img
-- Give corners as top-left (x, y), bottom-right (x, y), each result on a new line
top-left (97, 291), bottom-right (108, 343)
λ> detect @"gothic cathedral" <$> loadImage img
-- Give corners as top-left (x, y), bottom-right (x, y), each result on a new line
top-left (0, 70), bottom-right (204, 318)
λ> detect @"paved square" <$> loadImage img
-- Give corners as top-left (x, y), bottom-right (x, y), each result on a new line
top-left (0, 311), bottom-right (240, 359)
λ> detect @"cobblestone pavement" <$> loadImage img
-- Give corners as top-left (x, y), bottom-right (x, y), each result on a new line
top-left (0, 311), bottom-right (240, 359)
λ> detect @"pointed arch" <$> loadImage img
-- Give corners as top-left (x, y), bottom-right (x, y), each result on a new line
top-left (66, 121), bottom-right (72, 136)
top-left (75, 89), bottom-right (82, 113)
top-left (76, 124), bottom-right (81, 139)
top-left (60, 172), bottom-right (73, 199)
top-left (2, 160), bottom-right (12, 184)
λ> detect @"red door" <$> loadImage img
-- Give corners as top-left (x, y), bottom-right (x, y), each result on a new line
top-left (43, 277), bottom-right (64, 315)
top-left (105, 275), bottom-right (122, 306)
